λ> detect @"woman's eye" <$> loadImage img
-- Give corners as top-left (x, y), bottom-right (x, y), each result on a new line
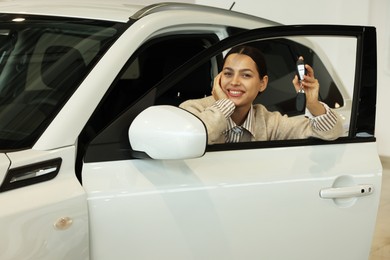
top-left (223, 72), bottom-right (232, 77)
top-left (243, 73), bottom-right (252, 78)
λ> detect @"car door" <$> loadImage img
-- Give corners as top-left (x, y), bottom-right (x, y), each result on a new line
top-left (82, 25), bottom-right (381, 260)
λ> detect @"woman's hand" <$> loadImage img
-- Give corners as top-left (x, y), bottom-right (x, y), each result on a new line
top-left (212, 72), bottom-right (228, 101)
top-left (292, 58), bottom-right (326, 116)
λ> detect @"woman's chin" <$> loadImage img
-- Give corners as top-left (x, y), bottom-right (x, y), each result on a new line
top-left (228, 98), bottom-right (242, 106)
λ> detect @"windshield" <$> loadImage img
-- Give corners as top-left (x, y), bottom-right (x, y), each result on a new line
top-left (0, 14), bottom-right (124, 151)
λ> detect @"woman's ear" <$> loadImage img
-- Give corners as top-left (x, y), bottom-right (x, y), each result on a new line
top-left (259, 75), bottom-right (268, 93)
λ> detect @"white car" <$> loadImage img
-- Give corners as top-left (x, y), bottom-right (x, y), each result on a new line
top-left (0, 1), bottom-right (381, 259)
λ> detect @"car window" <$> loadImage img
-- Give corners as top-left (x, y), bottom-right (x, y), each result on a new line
top-left (0, 15), bottom-right (123, 151)
top-left (83, 25), bottom-right (375, 162)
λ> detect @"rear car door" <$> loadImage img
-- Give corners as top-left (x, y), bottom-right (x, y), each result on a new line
top-left (82, 25), bottom-right (381, 260)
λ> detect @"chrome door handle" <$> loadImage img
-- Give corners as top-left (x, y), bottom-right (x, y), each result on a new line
top-left (320, 184), bottom-right (374, 199)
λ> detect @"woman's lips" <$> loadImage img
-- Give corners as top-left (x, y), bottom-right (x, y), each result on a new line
top-left (228, 89), bottom-right (244, 97)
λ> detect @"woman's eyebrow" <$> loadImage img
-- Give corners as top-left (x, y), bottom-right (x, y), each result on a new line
top-left (240, 68), bottom-right (254, 73)
top-left (223, 67), bottom-right (254, 73)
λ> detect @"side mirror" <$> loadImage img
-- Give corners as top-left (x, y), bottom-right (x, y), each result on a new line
top-left (129, 106), bottom-right (207, 160)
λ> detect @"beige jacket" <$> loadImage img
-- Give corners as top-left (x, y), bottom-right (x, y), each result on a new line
top-left (180, 96), bottom-right (344, 144)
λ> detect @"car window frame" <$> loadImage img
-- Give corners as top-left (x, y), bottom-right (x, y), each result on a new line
top-left (153, 25), bottom-right (376, 141)
top-left (83, 24), bottom-right (377, 162)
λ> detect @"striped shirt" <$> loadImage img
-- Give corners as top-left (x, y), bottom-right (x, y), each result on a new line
top-left (212, 98), bottom-right (338, 143)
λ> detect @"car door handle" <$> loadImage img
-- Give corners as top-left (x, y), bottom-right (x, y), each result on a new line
top-left (319, 184), bottom-right (374, 199)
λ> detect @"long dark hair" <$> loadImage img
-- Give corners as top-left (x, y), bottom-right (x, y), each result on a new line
top-left (224, 45), bottom-right (267, 79)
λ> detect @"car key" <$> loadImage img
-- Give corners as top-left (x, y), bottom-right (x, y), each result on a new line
top-left (295, 59), bottom-right (306, 112)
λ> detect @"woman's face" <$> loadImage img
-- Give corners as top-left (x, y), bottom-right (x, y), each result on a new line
top-left (220, 53), bottom-right (268, 110)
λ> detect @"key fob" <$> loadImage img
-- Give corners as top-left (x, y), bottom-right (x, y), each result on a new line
top-left (296, 59), bottom-right (306, 81)
top-left (296, 89), bottom-right (306, 112)
top-left (295, 58), bottom-right (306, 112)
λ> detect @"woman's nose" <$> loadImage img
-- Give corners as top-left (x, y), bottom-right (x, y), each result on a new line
top-left (231, 75), bottom-right (241, 86)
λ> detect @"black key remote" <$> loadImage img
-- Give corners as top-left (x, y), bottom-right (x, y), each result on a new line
top-left (296, 89), bottom-right (306, 112)
top-left (295, 59), bottom-right (306, 112)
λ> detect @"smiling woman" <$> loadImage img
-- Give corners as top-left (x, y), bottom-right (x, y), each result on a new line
top-left (179, 44), bottom-right (343, 144)
top-left (218, 50), bottom-right (268, 125)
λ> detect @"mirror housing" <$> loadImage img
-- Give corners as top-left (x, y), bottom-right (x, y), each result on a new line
top-left (129, 106), bottom-right (207, 160)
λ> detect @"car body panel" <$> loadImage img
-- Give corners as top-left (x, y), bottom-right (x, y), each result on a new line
top-left (0, 147), bottom-right (88, 260)
top-left (84, 142), bottom-right (381, 259)
top-left (0, 0), bottom-right (141, 22)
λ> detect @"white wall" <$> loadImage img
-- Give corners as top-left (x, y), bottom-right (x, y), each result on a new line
top-left (370, 0), bottom-right (390, 157)
top-left (194, 0), bottom-right (390, 157)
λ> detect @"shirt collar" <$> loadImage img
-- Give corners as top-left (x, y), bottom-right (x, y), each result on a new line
top-left (226, 105), bottom-right (256, 137)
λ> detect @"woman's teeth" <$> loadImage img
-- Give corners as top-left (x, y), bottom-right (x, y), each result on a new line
top-left (229, 90), bottom-right (243, 96)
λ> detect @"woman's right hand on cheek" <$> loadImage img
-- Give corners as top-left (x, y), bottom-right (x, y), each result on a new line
top-left (212, 72), bottom-right (228, 101)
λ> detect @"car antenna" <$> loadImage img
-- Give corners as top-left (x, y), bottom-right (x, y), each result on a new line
top-left (229, 2), bottom-right (236, 10)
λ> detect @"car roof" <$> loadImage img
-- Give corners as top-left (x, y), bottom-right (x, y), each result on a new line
top-left (0, 1), bottom-right (245, 23)
top-left (0, 0), bottom-right (146, 22)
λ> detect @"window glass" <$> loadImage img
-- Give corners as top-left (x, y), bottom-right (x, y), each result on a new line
top-left (0, 15), bottom-right (122, 150)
